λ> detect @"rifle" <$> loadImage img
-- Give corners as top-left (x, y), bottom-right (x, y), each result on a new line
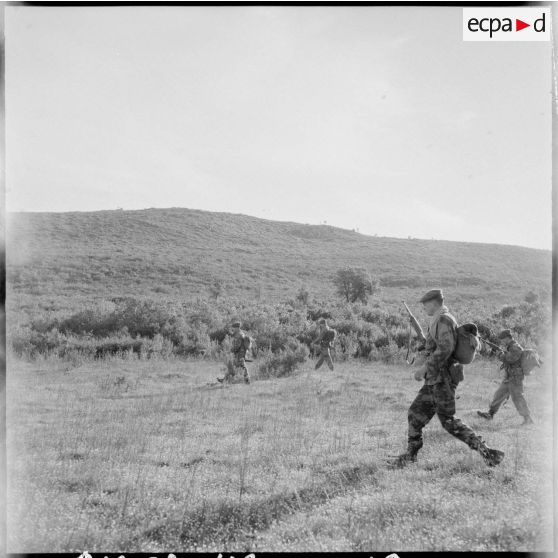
top-left (402, 301), bottom-right (426, 344)
top-left (402, 301), bottom-right (426, 365)
top-left (478, 337), bottom-right (503, 353)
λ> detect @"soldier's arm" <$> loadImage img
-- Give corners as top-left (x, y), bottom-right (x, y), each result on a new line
top-left (500, 344), bottom-right (523, 364)
top-left (424, 319), bottom-right (456, 375)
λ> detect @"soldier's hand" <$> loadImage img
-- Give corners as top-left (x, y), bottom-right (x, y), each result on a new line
top-left (414, 366), bottom-right (427, 382)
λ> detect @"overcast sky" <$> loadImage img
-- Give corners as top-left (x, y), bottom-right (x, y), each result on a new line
top-left (5, 6), bottom-right (552, 249)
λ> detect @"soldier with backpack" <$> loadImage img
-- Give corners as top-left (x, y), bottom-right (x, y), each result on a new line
top-left (314, 318), bottom-right (336, 371)
top-left (477, 329), bottom-right (534, 425)
top-left (390, 289), bottom-right (504, 468)
top-left (217, 321), bottom-right (251, 385)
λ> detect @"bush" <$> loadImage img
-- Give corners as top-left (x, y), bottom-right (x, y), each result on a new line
top-left (92, 339), bottom-right (144, 359)
top-left (392, 326), bottom-right (410, 349)
top-left (498, 305), bottom-right (516, 319)
top-left (9, 290), bottom-right (551, 362)
top-left (56, 298), bottom-right (175, 338)
top-left (140, 334), bottom-right (175, 359)
top-left (10, 326), bottom-right (67, 358)
top-left (336, 332), bottom-right (358, 361)
top-left (368, 341), bottom-right (404, 364)
top-left (257, 338), bottom-right (309, 379)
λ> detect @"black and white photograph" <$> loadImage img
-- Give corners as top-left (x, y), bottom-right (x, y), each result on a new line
top-left (3, 2), bottom-right (554, 554)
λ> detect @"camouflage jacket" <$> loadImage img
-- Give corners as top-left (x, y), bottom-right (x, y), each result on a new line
top-left (424, 306), bottom-right (458, 385)
top-left (232, 331), bottom-right (250, 357)
top-left (316, 327), bottom-right (336, 348)
top-left (498, 339), bottom-right (524, 380)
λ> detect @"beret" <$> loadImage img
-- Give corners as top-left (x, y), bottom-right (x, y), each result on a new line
top-left (419, 289), bottom-right (444, 303)
top-left (498, 329), bottom-right (512, 339)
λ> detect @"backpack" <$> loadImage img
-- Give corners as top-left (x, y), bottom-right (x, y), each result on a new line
top-left (234, 332), bottom-right (254, 357)
top-left (439, 315), bottom-right (480, 365)
top-left (520, 349), bottom-right (542, 376)
top-left (453, 323), bottom-right (481, 365)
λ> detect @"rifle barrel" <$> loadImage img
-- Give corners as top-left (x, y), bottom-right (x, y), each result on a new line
top-left (479, 337), bottom-right (502, 351)
top-left (402, 301), bottom-right (426, 343)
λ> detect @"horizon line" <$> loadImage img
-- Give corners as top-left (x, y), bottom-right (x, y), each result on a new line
top-left (7, 205), bottom-right (552, 253)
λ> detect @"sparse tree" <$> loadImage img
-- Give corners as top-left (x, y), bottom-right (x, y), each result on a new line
top-left (333, 267), bottom-right (379, 304)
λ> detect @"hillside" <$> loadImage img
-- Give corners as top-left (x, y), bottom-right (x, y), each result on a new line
top-left (6, 207), bottom-right (551, 315)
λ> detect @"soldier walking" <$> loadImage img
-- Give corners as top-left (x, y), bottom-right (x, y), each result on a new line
top-left (390, 289), bottom-right (504, 468)
top-left (314, 318), bottom-right (336, 371)
top-left (477, 329), bottom-right (533, 425)
top-left (217, 321), bottom-right (251, 384)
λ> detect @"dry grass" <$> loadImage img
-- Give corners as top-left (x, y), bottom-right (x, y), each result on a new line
top-left (6, 355), bottom-right (553, 552)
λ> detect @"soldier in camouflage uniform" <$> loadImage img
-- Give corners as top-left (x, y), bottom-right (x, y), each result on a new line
top-left (217, 321), bottom-right (251, 385)
top-left (314, 318), bottom-right (336, 371)
top-left (477, 329), bottom-right (533, 425)
top-left (390, 289), bottom-right (504, 468)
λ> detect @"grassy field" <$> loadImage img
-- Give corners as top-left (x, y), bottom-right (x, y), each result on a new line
top-left (5, 207), bottom-right (553, 552)
top-left (7, 354), bottom-right (553, 552)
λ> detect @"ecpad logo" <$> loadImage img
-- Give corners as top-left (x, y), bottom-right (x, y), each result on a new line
top-left (463, 8), bottom-right (550, 41)
top-left (468, 14), bottom-right (545, 37)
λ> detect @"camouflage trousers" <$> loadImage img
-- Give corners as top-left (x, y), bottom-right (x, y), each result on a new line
top-left (315, 346), bottom-right (334, 371)
top-left (407, 373), bottom-right (484, 454)
top-left (489, 378), bottom-right (531, 418)
top-left (224, 355), bottom-right (250, 383)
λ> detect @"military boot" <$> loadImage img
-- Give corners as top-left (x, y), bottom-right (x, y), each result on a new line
top-left (388, 452), bottom-right (417, 468)
top-left (388, 443), bottom-right (421, 468)
top-left (477, 410), bottom-right (493, 420)
top-left (482, 447), bottom-right (505, 467)
top-left (474, 437), bottom-right (504, 467)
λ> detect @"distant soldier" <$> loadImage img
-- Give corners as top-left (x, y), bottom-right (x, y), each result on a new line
top-left (217, 321), bottom-right (251, 385)
top-left (314, 318), bottom-right (336, 371)
top-left (477, 329), bottom-right (533, 425)
top-left (390, 289), bottom-right (504, 468)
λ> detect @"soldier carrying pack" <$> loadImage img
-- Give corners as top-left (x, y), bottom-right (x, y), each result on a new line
top-left (477, 329), bottom-right (535, 425)
top-left (391, 289), bottom-right (504, 469)
top-left (314, 318), bottom-right (336, 371)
